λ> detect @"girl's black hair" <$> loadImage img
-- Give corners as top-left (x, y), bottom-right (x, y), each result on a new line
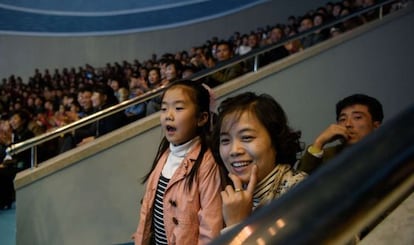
top-left (141, 80), bottom-right (211, 190)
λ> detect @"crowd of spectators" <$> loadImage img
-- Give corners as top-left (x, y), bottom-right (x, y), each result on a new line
top-left (0, 0), bottom-right (408, 163)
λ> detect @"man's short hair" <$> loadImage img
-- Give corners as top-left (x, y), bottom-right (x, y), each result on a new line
top-left (336, 94), bottom-right (384, 123)
top-left (217, 40), bottom-right (233, 52)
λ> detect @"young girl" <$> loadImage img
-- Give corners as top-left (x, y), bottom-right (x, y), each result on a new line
top-left (133, 80), bottom-right (223, 245)
top-left (211, 92), bottom-right (307, 228)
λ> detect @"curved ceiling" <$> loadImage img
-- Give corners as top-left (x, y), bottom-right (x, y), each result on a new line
top-left (0, 0), bottom-right (268, 36)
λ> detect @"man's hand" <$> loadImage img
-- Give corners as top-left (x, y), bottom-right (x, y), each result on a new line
top-left (313, 124), bottom-right (349, 151)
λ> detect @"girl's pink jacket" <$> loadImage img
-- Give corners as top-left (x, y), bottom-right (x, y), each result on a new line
top-left (134, 143), bottom-right (223, 245)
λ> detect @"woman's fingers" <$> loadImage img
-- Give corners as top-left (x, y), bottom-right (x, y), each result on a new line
top-left (246, 165), bottom-right (258, 194)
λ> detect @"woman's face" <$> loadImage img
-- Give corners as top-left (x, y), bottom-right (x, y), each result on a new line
top-left (215, 44), bottom-right (232, 62)
top-left (248, 34), bottom-right (258, 48)
top-left (270, 28), bottom-right (283, 43)
top-left (139, 68), bottom-right (148, 79)
top-left (27, 97), bottom-right (34, 106)
top-left (219, 111), bottom-right (276, 184)
top-left (165, 64), bottom-right (178, 81)
top-left (148, 70), bottom-right (160, 85)
top-left (110, 80), bottom-right (120, 91)
top-left (91, 92), bottom-right (106, 108)
top-left (44, 101), bottom-right (53, 111)
top-left (314, 15), bottom-right (323, 26)
top-left (10, 114), bottom-right (24, 131)
top-left (118, 88), bottom-right (129, 102)
top-left (333, 5), bottom-right (342, 16)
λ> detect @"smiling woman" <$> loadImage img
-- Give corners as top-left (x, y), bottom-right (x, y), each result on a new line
top-left (211, 92), bottom-right (307, 228)
top-left (0, 0), bottom-right (269, 35)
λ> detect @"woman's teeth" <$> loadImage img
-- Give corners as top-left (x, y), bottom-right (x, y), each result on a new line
top-left (231, 161), bottom-right (250, 168)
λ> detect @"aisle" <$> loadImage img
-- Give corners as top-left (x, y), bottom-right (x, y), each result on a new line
top-left (0, 202), bottom-right (16, 245)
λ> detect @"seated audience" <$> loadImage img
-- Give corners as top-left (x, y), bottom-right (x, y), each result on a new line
top-left (243, 32), bottom-right (267, 71)
top-left (340, 7), bottom-right (364, 31)
top-left (0, 119), bottom-right (11, 161)
top-left (181, 65), bottom-right (197, 79)
top-left (313, 12), bottom-right (330, 41)
top-left (161, 59), bottom-right (183, 86)
top-left (77, 86), bottom-right (94, 119)
top-left (361, 0), bottom-right (379, 22)
top-left (262, 26), bottom-right (290, 65)
top-left (299, 15), bottom-right (327, 48)
top-left (59, 86), bottom-right (96, 152)
top-left (235, 34), bottom-right (251, 56)
top-left (117, 87), bottom-right (130, 103)
top-left (145, 67), bottom-right (163, 116)
top-left (0, 0), bottom-right (402, 165)
top-left (332, 2), bottom-right (345, 19)
top-left (284, 29), bottom-right (304, 54)
top-left (190, 46), bottom-right (214, 71)
top-left (77, 84), bottom-right (127, 145)
top-left (109, 78), bottom-right (122, 102)
top-left (0, 110), bottom-right (35, 209)
top-left (125, 76), bottom-right (147, 122)
top-left (205, 40), bottom-right (244, 87)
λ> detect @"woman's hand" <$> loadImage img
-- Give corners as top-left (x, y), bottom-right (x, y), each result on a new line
top-left (220, 165), bottom-right (258, 226)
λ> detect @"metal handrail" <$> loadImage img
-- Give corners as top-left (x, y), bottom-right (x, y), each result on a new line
top-left (5, 0), bottom-right (403, 167)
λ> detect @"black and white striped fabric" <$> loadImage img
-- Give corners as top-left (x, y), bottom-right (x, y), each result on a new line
top-left (152, 175), bottom-right (170, 245)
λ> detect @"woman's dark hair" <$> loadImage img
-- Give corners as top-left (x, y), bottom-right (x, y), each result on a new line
top-left (211, 92), bottom-right (303, 174)
top-left (141, 80), bottom-right (211, 190)
top-left (10, 109), bottom-right (32, 132)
